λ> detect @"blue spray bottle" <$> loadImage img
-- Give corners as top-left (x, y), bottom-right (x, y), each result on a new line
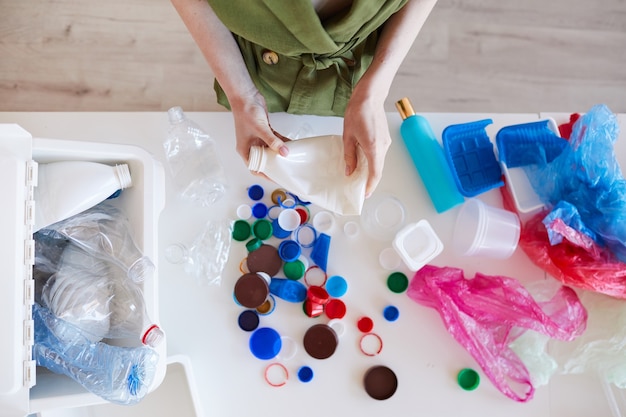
top-left (396, 97), bottom-right (464, 213)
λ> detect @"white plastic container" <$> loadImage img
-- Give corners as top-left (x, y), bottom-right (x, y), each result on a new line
top-left (34, 161), bottom-right (133, 231)
top-left (392, 220), bottom-right (443, 271)
top-left (247, 135), bottom-right (368, 216)
top-left (0, 124), bottom-right (166, 417)
top-left (453, 198), bottom-right (521, 259)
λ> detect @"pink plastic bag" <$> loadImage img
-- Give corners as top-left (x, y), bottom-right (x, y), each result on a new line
top-left (407, 265), bottom-right (587, 402)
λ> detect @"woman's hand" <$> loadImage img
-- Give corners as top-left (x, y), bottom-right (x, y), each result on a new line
top-left (343, 90), bottom-right (391, 198)
top-left (230, 89), bottom-right (290, 164)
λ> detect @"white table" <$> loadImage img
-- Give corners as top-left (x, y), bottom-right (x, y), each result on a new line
top-left (1, 110), bottom-right (624, 417)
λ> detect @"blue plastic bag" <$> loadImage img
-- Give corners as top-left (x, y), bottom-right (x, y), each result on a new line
top-left (525, 105), bottom-right (626, 262)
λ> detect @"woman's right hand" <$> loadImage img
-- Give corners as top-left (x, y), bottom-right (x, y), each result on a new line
top-left (230, 89), bottom-right (290, 165)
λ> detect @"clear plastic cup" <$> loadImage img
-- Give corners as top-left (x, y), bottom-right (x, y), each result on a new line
top-left (453, 198), bottom-right (520, 258)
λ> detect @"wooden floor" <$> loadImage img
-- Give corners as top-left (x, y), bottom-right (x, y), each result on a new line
top-left (1, 0), bottom-right (625, 114)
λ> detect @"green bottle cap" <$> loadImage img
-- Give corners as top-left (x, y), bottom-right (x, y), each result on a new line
top-left (252, 219), bottom-right (273, 240)
top-left (387, 272), bottom-right (409, 293)
top-left (246, 237), bottom-right (263, 252)
top-left (232, 220), bottom-right (251, 242)
top-left (284, 260), bottom-right (305, 280)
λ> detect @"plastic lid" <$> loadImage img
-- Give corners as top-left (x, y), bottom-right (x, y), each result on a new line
top-left (234, 273), bottom-right (270, 309)
top-left (326, 275), bottom-right (348, 298)
top-left (383, 305), bottom-right (400, 322)
top-left (343, 221), bottom-right (359, 238)
top-left (248, 184), bottom-right (264, 200)
top-left (363, 366), bottom-right (398, 400)
top-left (328, 319), bottom-right (346, 338)
top-left (360, 193), bottom-right (407, 241)
top-left (238, 310), bottom-right (260, 332)
top-left (283, 260), bottom-right (305, 280)
top-left (298, 366), bottom-right (314, 383)
top-left (167, 106), bottom-right (186, 124)
top-left (249, 327), bottom-right (282, 360)
top-left (277, 336), bottom-right (298, 361)
top-left (267, 204), bottom-right (282, 220)
top-left (247, 244), bottom-right (282, 277)
top-left (256, 294), bottom-right (276, 315)
top-left (271, 188), bottom-right (288, 204)
top-left (269, 278), bottom-right (307, 303)
top-left (379, 247), bottom-right (401, 270)
top-left (357, 316), bottom-right (374, 333)
top-left (294, 223), bottom-right (317, 248)
top-left (245, 237), bottom-right (262, 252)
top-left (232, 219), bottom-right (252, 241)
top-left (236, 204), bottom-right (252, 219)
top-left (252, 219), bottom-right (273, 240)
top-left (252, 202), bottom-right (268, 219)
top-left (325, 299), bottom-right (347, 319)
top-left (310, 233), bottom-right (331, 271)
top-left (271, 218), bottom-right (291, 239)
top-left (295, 206), bottom-right (310, 224)
top-left (307, 285), bottom-right (330, 305)
top-left (303, 324), bottom-right (338, 360)
top-left (142, 325), bottom-right (165, 348)
top-left (312, 211), bottom-right (335, 232)
top-left (278, 240), bottom-right (301, 262)
top-left (457, 368), bottom-right (480, 391)
top-left (278, 208), bottom-right (301, 231)
top-left (387, 272), bottom-right (409, 293)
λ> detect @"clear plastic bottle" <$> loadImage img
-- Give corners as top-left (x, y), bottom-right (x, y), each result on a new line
top-left (33, 303), bottom-right (159, 405)
top-left (34, 161), bottom-right (132, 232)
top-left (247, 135), bottom-right (368, 216)
top-left (39, 242), bottom-right (164, 347)
top-left (41, 202), bottom-right (154, 283)
top-left (164, 106), bottom-right (227, 206)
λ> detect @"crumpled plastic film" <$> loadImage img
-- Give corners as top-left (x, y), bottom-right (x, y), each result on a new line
top-left (524, 104), bottom-right (626, 262)
top-left (407, 265), bottom-right (587, 402)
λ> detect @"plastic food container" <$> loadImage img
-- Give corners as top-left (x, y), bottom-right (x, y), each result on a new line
top-left (392, 220), bottom-right (443, 271)
top-left (0, 124), bottom-right (166, 416)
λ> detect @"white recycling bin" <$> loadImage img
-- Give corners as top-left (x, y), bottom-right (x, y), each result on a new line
top-left (0, 124), bottom-right (166, 417)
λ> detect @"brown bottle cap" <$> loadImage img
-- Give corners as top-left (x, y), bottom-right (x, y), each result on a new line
top-left (303, 324), bottom-right (338, 359)
top-left (363, 365), bottom-right (398, 400)
top-left (234, 273), bottom-right (269, 308)
top-left (247, 244), bottom-right (282, 277)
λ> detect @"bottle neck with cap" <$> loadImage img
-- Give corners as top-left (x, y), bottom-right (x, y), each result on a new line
top-left (247, 146), bottom-right (267, 173)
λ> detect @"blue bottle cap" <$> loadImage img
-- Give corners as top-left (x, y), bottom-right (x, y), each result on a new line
top-left (326, 275), bottom-right (348, 298)
top-left (383, 305), bottom-right (400, 322)
top-left (298, 366), bottom-right (314, 383)
top-left (278, 240), bottom-right (301, 263)
top-left (238, 310), bottom-right (260, 332)
top-left (252, 202), bottom-right (268, 219)
top-left (269, 278), bottom-right (307, 303)
top-left (271, 218), bottom-right (292, 239)
top-left (248, 184), bottom-right (264, 201)
top-left (249, 327), bottom-right (282, 360)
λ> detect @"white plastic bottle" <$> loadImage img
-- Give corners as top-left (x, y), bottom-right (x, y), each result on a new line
top-left (164, 106), bottom-right (227, 206)
top-left (34, 161), bottom-right (132, 231)
top-left (247, 135), bottom-right (368, 216)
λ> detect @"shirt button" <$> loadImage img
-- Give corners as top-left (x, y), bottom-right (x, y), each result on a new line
top-left (262, 50), bottom-right (279, 65)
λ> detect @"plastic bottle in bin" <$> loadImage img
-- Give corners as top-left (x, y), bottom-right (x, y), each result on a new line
top-left (32, 303), bottom-right (159, 405)
top-left (164, 106), bottom-right (228, 206)
top-left (40, 243), bottom-right (164, 347)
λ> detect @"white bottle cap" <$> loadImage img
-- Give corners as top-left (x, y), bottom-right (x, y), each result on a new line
top-left (143, 325), bottom-right (165, 348)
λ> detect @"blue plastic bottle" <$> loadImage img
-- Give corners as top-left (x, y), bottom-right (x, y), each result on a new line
top-left (32, 303), bottom-right (159, 405)
top-left (396, 98), bottom-right (464, 213)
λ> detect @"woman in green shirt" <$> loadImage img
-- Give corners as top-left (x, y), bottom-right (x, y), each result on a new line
top-left (171, 0), bottom-right (438, 197)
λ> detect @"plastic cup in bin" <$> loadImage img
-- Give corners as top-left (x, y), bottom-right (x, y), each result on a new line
top-left (453, 198), bottom-right (520, 259)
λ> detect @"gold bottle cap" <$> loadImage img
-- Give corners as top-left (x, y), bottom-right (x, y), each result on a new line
top-left (395, 97), bottom-right (416, 120)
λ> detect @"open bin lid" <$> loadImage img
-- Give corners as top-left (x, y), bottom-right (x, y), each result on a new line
top-left (0, 124), bottom-right (37, 416)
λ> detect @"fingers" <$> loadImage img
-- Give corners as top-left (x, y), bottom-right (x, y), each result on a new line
top-left (343, 135), bottom-right (358, 176)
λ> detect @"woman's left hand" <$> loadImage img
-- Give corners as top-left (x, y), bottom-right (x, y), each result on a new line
top-left (342, 91), bottom-right (391, 198)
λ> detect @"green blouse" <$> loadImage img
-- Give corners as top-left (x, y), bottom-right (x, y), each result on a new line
top-left (208, 0), bottom-right (408, 116)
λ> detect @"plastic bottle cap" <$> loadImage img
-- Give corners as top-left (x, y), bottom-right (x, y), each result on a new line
top-left (245, 237), bottom-right (263, 252)
top-left (295, 206), bottom-right (310, 224)
top-left (325, 299), bottom-right (347, 319)
top-left (236, 204), bottom-right (252, 219)
top-left (271, 188), bottom-right (288, 205)
top-left (248, 184), bottom-right (264, 201)
top-left (327, 318), bottom-right (346, 338)
top-left (326, 275), bottom-right (348, 298)
top-left (114, 164), bottom-right (133, 189)
top-left (307, 285), bottom-right (330, 305)
top-left (312, 211), bottom-right (335, 232)
top-left (233, 220), bottom-right (252, 242)
top-left (383, 305), bottom-right (400, 322)
top-left (294, 224), bottom-right (317, 248)
top-left (278, 240), bottom-right (302, 262)
top-left (252, 219), bottom-right (273, 240)
top-left (361, 193), bottom-right (407, 241)
top-left (247, 244), bottom-right (283, 277)
top-left (267, 205), bottom-right (282, 220)
top-left (271, 218), bottom-right (291, 239)
top-left (298, 366), bottom-right (314, 383)
top-left (310, 233), bottom-right (331, 272)
top-left (278, 209), bottom-right (301, 231)
top-left (252, 202), bottom-right (268, 219)
top-left (234, 273), bottom-right (270, 309)
top-left (283, 260), bottom-right (305, 280)
top-left (343, 221), bottom-right (359, 238)
top-left (277, 336), bottom-right (298, 361)
top-left (357, 316), bottom-right (374, 333)
top-left (457, 368), bottom-right (480, 391)
top-left (249, 327), bottom-right (282, 360)
top-left (238, 310), bottom-right (260, 332)
top-left (387, 272), bottom-right (409, 293)
top-left (363, 365), bottom-right (398, 400)
top-left (269, 278), bottom-right (307, 303)
top-left (304, 265), bottom-right (327, 287)
top-left (142, 325), bottom-right (165, 348)
top-left (303, 324), bottom-right (338, 360)
top-left (379, 247), bottom-right (402, 270)
top-left (256, 294), bottom-right (276, 315)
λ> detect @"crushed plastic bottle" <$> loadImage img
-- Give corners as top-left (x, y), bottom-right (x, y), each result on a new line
top-left (33, 303), bottom-right (159, 405)
top-left (164, 106), bottom-right (228, 206)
